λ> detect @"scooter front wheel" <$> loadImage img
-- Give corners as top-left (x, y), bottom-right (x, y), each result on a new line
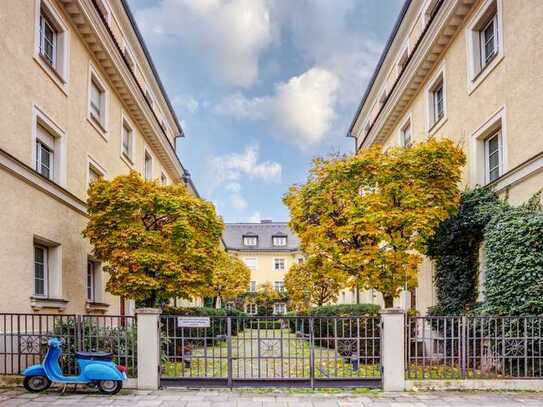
top-left (23, 375), bottom-right (51, 392)
top-left (97, 380), bottom-right (122, 395)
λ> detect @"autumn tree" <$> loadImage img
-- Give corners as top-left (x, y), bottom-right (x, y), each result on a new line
top-left (83, 171), bottom-right (224, 307)
top-left (205, 252), bottom-right (251, 308)
top-left (284, 138), bottom-right (465, 307)
top-left (285, 255), bottom-right (347, 311)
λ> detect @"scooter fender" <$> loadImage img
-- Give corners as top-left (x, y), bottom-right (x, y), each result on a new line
top-left (23, 364), bottom-right (46, 377)
top-left (81, 363), bottom-right (125, 381)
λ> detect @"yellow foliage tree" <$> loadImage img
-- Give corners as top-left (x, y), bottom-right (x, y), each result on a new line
top-left (285, 255), bottom-right (347, 311)
top-left (206, 252), bottom-right (251, 307)
top-left (284, 138), bottom-right (465, 307)
top-left (83, 171), bottom-right (224, 307)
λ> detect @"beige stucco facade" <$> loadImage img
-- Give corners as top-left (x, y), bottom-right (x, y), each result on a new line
top-left (350, 0), bottom-right (543, 315)
top-left (0, 0), bottom-right (192, 315)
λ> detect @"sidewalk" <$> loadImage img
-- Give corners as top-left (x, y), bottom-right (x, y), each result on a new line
top-left (2, 388), bottom-right (543, 407)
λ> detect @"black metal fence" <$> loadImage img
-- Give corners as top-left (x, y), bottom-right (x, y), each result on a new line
top-left (0, 313), bottom-right (137, 377)
top-left (406, 316), bottom-right (543, 379)
top-left (160, 315), bottom-right (381, 387)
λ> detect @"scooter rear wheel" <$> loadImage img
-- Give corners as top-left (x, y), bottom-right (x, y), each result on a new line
top-left (97, 380), bottom-right (122, 395)
top-left (23, 375), bottom-right (51, 392)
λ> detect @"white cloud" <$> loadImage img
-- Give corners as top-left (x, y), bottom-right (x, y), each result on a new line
top-left (211, 145), bottom-right (282, 184)
top-left (248, 211), bottom-right (261, 223)
top-left (172, 94), bottom-right (200, 114)
top-left (229, 192), bottom-right (248, 210)
top-left (135, 0), bottom-right (273, 87)
top-left (224, 182), bottom-right (241, 193)
top-left (214, 67), bottom-right (338, 146)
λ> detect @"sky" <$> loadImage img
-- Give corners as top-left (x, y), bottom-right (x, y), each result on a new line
top-left (130, 0), bottom-right (404, 223)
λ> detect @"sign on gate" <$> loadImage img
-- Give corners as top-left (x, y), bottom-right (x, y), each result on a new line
top-left (177, 316), bottom-right (211, 328)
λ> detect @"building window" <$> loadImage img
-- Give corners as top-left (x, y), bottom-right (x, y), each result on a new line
top-left (244, 258), bottom-right (257, 272)
top-left (297, 257), bottom-right (304, 265)
top-left (272, 236), bottom-right (287, 247)
top-left (480, 14), bottom-right (498, 67)
top-left (39, 12), bottom-right (56, 67)
top-left (35, 137), bottom-right (53, 180)
top-left (90, 76), bottom-right (106, 128)
top-left (400, 119), bottom-right (412, 147)
top-left (466, 0), bottom-right (503, 91)
top-left (249, 281), bottom-right (257, 292)
top-left (273, 303), bottom-right (287, 315)
top-left (243, 236), bottom-right (258, 246)
top-left (274, 258), bottom-right (286, 272)
top-left (34, 245), bottom-right (48, 297)
top-left (88, 158), bottom-right (105, 190)
top-left (144, 151), bottom-right (153, 180)
top-left (87, 260), bottom-right (97, 301)
top-left (426, 67), bottom-right (446, 132)
top-left (274, 281), bottom-right (285, 293)
top-left (246, 303), bottom-right (257, 315)
top-left (121, 120), bottom-right (133, 161)
top-left (161, 172), bottom-right (167, 185)
top-left (485, 131), bottom-right (502, 183)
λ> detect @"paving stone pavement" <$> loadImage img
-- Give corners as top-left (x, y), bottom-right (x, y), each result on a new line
top-left (2, 387), bottom-right (543, 407)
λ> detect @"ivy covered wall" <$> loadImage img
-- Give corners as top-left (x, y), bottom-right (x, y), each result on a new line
top-left (427, 187), bottom-right (543, 316)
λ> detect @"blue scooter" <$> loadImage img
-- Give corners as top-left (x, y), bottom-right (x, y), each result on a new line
top-left (23, 337), bottom-right (127, 395)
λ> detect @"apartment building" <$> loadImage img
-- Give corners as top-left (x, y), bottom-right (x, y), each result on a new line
top-left (223, 221), bottom-right (303, 315)
top-left (349, 0), bottom-right (543, 314)
top-left (0, 0), bottom-right (195, 314)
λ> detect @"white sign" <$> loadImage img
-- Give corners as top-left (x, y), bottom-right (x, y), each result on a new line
top-left (177, 317), bottom-right (211, 328)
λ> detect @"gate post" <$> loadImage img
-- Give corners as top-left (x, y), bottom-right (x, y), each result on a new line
top-left (136, 308), bottom-right (161, 390)
top-left (380, 308), bottom-right (405, 391)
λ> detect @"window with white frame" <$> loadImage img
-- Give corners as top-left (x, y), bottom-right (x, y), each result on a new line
top-left (34, 245), bottom-right (48, 297)
top-left (246, 303), bottom-right (257, 315)
top-left (485, 130), bottom-right (502, 183)
top-left (36, 1), bottom-right (69, 84)
top-left (427, 69), bottom-right (446, 130)
top-left (244, 258), bottom-right (257, 272)
top-left (274, 258), bottom-right (286, 272)
top-left (274, 281), bottom-right (285, 293)
top-left (88, 163), bottom-right (103, 187)
top-left (273, 303), bottom-right (287, 315)
top-left (466, 0), bottom-right (502, 85)
top-left (89, 74), bottom-right (106, 129)
top-left (144, 151), bottom-right (153, 180)
top-left (400, 119), bottom-right (412, 147)
top-left (272, 236), bottom-right (287, 247)
top-left (35, 129), bottom-right (54, 180)
top-left (87, 260), bottom-right (97, 301)
top-left (39, 11), bottom-right (57, 67)
top-left (243, 236), bottom-right (258, 246)
top-left (249, 280), bottom-right (257, 292)
top-left (121, 120), bottom-right (133, 161)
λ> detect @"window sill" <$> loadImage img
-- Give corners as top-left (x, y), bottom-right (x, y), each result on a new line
top-left (468, 53), bottom-right (504, 95)
top-left (86, 301), bottom-right (110, 313)
top-left (87, 115), bottom-right (108, 142)
top-left (33, 55), bottom-right (68, 96)
top-left (427, 116), bottom-right (448, 137)
top-left (30, 296), bottom-right (68, 311)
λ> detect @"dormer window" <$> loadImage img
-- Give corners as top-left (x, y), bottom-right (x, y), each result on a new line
top-left (243, 236), bottom-right (258, 246)
top-left (272, 236), bottom-right (287, 247)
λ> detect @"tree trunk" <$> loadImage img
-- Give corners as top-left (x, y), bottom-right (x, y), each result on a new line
top-left (143, 291), bottom-right (158, 308)
top-left (355, 286), bottom-right (360, 304)
top-left (384, 295), bottom-right (394, 308)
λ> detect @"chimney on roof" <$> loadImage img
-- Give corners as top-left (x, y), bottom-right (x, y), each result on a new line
top-left (261, 219), bottom-right (272, 224)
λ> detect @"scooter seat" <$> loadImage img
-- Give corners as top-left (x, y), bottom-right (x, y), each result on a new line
top-left (75, 351), bottom-right (113, 361)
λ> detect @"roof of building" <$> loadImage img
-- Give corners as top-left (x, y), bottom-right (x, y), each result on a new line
top-left (347, 0), bottom-right (412, 139)
top-left (223, 221), bottom-right (300, 252)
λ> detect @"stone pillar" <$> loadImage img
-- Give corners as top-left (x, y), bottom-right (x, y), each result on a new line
top-left (380, 308), bottom-right (405, 391)
top-left (136, 308), bottom-right (161, 390)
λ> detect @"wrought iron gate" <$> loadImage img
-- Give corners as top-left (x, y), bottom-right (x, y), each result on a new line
top-left (160, 316), bottom-right (381, 388)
